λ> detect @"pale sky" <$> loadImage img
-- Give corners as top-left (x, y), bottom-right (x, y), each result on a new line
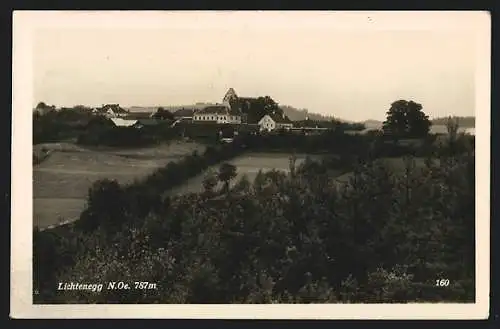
top-left (31, 11), bottom-right (486, 121)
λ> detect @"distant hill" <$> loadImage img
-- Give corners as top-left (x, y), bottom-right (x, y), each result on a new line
top-left (127, 106), bottom-right (157, 113)
top-left (431, 116), bottom-right (475, 128)
top-left (363, 120), bottom-right (384, 129)
top-left (126, 104), bottom-right (214, 114)
top-left (361, 117), bottom-right (475, 129)
top-left (280, 105), bottom-right (335, 122)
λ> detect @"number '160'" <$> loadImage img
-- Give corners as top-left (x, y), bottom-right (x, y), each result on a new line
top-left (436, 279), bottom-right (450, 287)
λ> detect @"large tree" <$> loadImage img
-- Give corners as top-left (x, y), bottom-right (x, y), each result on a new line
top-left (36, 102), bottom-right (47, 109)
top-left (382, 100), bottom-right (431, 138)
top-left (217, 163), bottom-right (237, 194)
top-left (241, 96), bottom-right (284, 123)
top-left (152, 107), bottom-right (174, 121)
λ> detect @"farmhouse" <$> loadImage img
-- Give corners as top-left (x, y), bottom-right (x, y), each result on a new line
top-left (258, 113), bottom-right (294, 132)
top-left (93, 104), bottom-right (129, 118)
top-left (193, 104), bottom-right (242, 124)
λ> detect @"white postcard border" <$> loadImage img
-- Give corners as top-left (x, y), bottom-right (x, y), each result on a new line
top-left (11, 10), bottom-right (491, 319)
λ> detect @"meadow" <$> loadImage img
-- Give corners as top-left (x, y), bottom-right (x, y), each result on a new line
top-left (33, 141), bottom-right (206, 229)
top-left (34, 143), bottom-right (327, 229)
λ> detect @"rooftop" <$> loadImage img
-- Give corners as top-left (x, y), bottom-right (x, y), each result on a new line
top-left (173, 108), bottom-right (197, 117)
top-left (99, 104), bottom-right (129, 114)
top-left (197, 105), bottom-right (230, 115)
top-left (110, 118), bottom-right (138, 127)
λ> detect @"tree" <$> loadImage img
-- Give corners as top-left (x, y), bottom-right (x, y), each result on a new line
top-left (382, 100), bottom-right (431, 138)
top-left (153, 107), bottom-right (174, 121)
top-left (217, 162), bottom-right (237, 193)
top-left (36, 102), bottom-right (47, 109)
top-left (242, 96), bottom-right (284, 123)
top-left (78, 179), bottom-right (127, 232)
top-left (262, 96), bottom-right (280, 113)
top-left (202, 171), bottom-right (219, 194)
top-left (446, 116), bottom-right (460, 140)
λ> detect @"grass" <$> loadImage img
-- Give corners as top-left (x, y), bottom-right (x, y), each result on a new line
top-left (34, 198), bottom-right (86, 229)
top-left (33, 141), bottom-right (206, 229)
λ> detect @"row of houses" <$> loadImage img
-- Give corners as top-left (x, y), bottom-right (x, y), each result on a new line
top-left (106, 109), bottom-right (293, 133)
top-left (38, 88), bottom-right (297, 132)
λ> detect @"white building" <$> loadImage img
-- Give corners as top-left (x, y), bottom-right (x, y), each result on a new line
top-left (193, 104), bottom-right (242, 124)
top-left (258, 114), bottom-right (293, 132)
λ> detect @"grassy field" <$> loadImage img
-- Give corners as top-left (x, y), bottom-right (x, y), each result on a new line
top-left (168, 152), bottom-right (323, 196)
top-left (33, 141), bottom-right (206, 229)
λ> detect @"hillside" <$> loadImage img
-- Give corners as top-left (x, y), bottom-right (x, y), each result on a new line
top-left (127, 104), bottom-right (213, 113)
top-left (280, 105), bottom-right (335, 121)
top-left (431, 116), bottom-right (475, 128)
top-left (362, 120), bottom-right (384, 129)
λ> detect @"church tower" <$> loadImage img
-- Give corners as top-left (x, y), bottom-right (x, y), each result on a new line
top-left (223, 88), bottom-right (238, 104)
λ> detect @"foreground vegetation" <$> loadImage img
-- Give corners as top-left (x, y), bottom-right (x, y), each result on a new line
top-left (33, 131), bottom-right (474, 303)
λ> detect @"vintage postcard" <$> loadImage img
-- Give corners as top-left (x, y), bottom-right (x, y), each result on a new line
top-left (11, 11), bottom-right (490, 319)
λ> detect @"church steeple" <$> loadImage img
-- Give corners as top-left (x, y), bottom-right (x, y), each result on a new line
top-left (223, 88), bottom-right (238, 103)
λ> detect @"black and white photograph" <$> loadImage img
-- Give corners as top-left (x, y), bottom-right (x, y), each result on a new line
top-left (11, 11), bottom-right (490, 319)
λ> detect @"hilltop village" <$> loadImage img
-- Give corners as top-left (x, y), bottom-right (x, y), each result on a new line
top-left (34, 88), bottom-right (348, 141)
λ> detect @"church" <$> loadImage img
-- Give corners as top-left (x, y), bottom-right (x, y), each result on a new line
top-left (192, 88), bottom-right (248, 124)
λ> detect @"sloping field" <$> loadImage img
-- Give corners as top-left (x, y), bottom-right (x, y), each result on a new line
top-left (34, 198), bottom-right (86, 229)
top-left (90, 141), bottom-right (205, 159)
top-left (33, 141), bottom-right (206, 229)
top-left (169, 153), bottom-right (322, 196)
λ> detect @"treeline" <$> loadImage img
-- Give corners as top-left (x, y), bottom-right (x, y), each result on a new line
top-left (292, 119), bottom-right (365, 131)
top-left (34, 146), bottom-right (475, 303)
top-left (33, 108), bottom-right (180, 147)
top-left (432, 116), bottom-right (475, 128)
top-left (77, 121), bottom-right (177, 147)
top-left (33, 109), bottom-right (91, 144)
top-left (280, 105), bottom-right (335, 121)
top-left (239, 129), bottom-right (474, 159)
